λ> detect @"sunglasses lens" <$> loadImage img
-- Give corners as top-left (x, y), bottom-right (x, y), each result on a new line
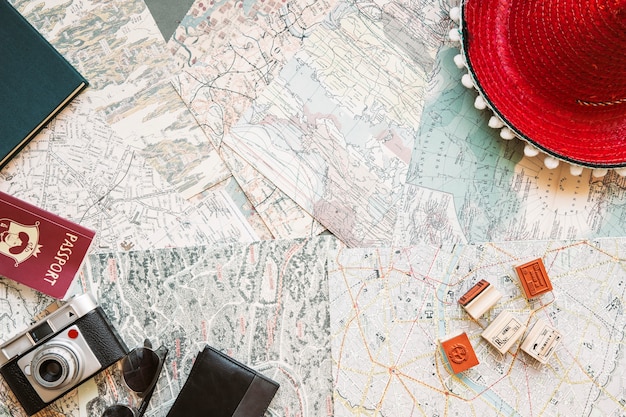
top-left (102, 404), bottom-right (135, 417)
top-left (121, 347), bottom-right (160, 393)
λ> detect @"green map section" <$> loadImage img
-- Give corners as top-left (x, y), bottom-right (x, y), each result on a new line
top-left (407, 47), bottom-right (626, 242)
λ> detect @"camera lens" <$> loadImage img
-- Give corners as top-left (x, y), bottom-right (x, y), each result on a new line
top-left (31, 343), bottom-right (80, 389)
top-left (38, 359), bottom-right (64, 383)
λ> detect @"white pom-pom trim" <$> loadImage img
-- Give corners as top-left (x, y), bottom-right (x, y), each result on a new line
top-left (569, 165), bottom-right (584, 176)
top-left (524, 144), bottom-right (540, 157)
top-left (615, 168), bottom-right (626, 176)
top-left (453, 54), bottom-right (466, 69)
top-left (544, 156), bottom-right (559, 169)
top-left (474, 95), bottom-right (487, 110)
top-left (450, 7), bottom-right (461, 23)
top-left (592, 168), bottom-right (608, 177)
top-left (500, 127), bottom-right (516, 140)
top-left (488, 116), bottom-right (504, 129)
top-left (461, 74), bottom-right (474, 89)
top-left (449, 28), bottom-right (461, 43)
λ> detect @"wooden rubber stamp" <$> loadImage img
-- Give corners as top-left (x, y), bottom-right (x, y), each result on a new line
top-left (440, 332), bottom-right (479, 374)
top-left (515, 258), bottom-right (553, 298)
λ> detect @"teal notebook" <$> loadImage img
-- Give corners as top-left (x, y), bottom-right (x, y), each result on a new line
top-left (0, 0), bottom-right (87, 170)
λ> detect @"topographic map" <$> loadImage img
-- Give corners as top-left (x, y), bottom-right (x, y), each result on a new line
top-left (226, 0), bottom-right (453, 247)
top-left (169, 0), bottom-right (336, 240)
top-left (406, 46), bottom-right (626, 242)
top-left (174, 0), bottom-right (458, 247)
top-left (329, 238), bottom-right (626, 416)
top-left (0, 99), bottom-right (258, 252)
top-left (0, 237), bottom-right (336, 417)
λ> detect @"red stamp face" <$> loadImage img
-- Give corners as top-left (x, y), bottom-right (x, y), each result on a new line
top-left (440, 332), bottom-right (479, 373)
top-left (515, 258), bottom-right (553, 298)
top-left (447, 344), bottom-right (468, 364)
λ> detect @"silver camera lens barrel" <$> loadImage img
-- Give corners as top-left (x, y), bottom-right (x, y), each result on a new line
top-left (31, 343), bottom-right (80, 389)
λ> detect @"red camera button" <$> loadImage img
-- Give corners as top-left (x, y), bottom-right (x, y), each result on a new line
top-left (68, 329), bottom-right (79, 339)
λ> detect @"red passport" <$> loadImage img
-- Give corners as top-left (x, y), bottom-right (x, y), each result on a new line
top-left (0, 191), bottom-right (95, 298)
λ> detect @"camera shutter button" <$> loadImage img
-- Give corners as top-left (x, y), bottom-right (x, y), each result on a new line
top-left (23, 364), bottom-right (31, 376)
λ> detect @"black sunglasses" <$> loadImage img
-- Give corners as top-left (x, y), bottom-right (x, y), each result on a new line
top-left (102, 340), bottom-right (168, 417)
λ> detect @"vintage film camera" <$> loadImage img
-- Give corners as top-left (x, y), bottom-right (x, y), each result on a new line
top-left (0, 293), bottom-right (129, 415)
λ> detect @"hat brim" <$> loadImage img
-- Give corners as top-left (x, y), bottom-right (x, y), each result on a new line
top-left (461, 0), bottom-right (626, 168)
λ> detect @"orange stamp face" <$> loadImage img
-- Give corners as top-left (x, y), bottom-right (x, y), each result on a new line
top-left (515, 258), bottom-right (553, 298)
top-left (458, 279), bottom-right (490, 306)
top-left (440, 332), bottom-right (479, 374)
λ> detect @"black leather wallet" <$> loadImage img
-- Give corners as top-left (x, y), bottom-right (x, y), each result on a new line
top-left (166, 345), bottom-right (279, 417)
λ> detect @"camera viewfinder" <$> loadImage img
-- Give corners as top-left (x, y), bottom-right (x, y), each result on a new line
top-left (29, 322), bottom-right (53, 343)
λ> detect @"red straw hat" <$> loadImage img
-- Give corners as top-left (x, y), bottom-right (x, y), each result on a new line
top-left (450, 0), bottom-right (626, 175)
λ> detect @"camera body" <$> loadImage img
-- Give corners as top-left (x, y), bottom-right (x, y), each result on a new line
top-left (0, 293), bottom-right (129, 415)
